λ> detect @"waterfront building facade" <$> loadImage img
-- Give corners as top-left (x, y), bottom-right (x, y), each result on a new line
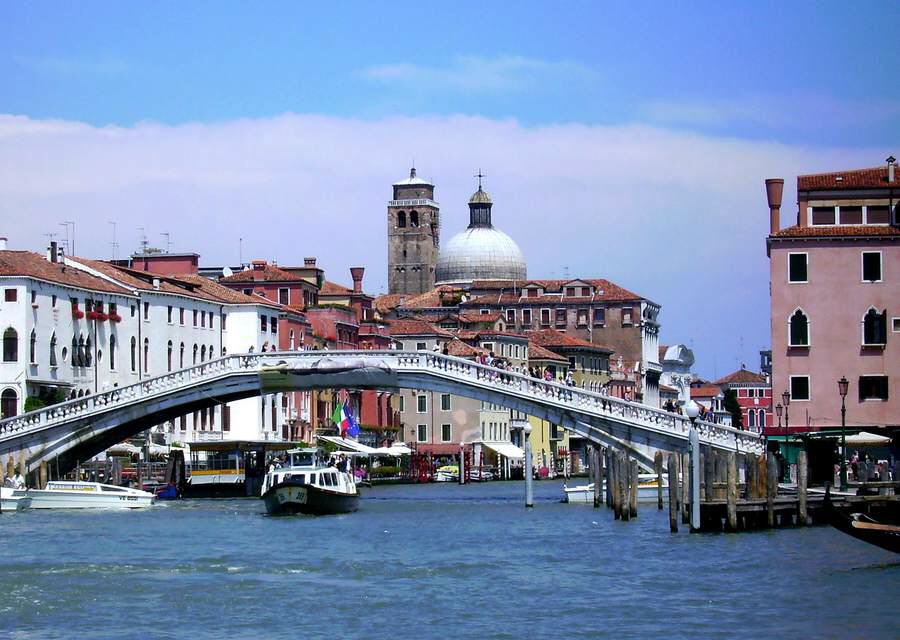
top-left (766, 161), bottom-right (900, 433)
top-left (714, 367), bottom-right (771, 434)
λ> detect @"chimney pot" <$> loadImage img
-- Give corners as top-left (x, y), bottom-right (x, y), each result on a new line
top-left (304, 257), bottom-right (317, 267)
top-left (50, 241), bottom-right (58, 263)
top-left (765, 178), bottom-right (785, 234)
top-left (350, 267), bottom-right (365, 293)
top-left (152, 277), bottom-right (161, 290)
top-left (0, 236), bottom-right (7, 251)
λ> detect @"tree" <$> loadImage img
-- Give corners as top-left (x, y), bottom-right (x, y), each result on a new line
top-left (724, 389), bottom-right (743, 429)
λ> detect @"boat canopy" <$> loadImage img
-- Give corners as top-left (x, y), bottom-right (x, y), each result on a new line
top-left (317, 436), bottom-right (411, 457)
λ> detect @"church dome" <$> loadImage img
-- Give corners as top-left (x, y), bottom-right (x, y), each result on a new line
top-left (435, 183), bottom-right (526, 284)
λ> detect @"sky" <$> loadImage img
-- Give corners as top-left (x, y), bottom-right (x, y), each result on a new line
top-left (1, 1), bottom-right (898, 379)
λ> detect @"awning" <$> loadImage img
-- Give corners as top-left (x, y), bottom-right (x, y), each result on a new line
top-left (374, 443), bottom-right (412, 456)
top-left (478, 441), bottom-right (525, 460)
top-left (845, 431), bottom-right (893, 446)
top-left (317, 435), bottom-right (379, 454)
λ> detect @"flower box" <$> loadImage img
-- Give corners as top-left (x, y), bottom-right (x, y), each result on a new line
top-left (109, 313), bottom-right (122, 323)
top-left (72, 309), bottom-right (85, 320)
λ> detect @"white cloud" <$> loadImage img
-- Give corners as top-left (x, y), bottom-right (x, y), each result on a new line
top-left (0, 113), bottom-right (882, 377)
top-left (362, 55), bottom-right (598, 93)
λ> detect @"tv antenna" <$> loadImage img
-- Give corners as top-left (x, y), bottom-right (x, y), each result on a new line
top-left (109, 221), bottom-right (118, 260)
top-left (161, 232), bottom-right (171, 253)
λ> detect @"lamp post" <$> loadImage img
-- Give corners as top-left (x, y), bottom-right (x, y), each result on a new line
top-left (775, 402), bottom-right (783, 430)
top-left (781, 390), bottom-right (790, 481)
top-left (838, 376), bottom-right (849, 491)
top-left (683, 400), bottom-right (701, 531)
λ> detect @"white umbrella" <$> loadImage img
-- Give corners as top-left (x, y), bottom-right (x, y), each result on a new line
top-left (844, 431), bottom-right (892, 446)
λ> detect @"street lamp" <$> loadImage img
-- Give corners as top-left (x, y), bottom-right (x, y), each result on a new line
top-left (781, 390), bottom-right (791, 481)
top-left (838, 376), bottom-right (849, 491)
top-left (775, 402), bottom-right (783, 428)
top-left (684, 399), bottom-right (700, 425)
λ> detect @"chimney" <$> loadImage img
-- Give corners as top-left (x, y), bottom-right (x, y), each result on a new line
top-left (888, 155), bottom-right (896, 183)
top-left (251, 260), bottom-right (267, 282)
top-left (50, 241), bottom-right (58, 263)
top-left (350, 267), bottom-right (365, 293)
top-left (304, 257), bottom-right (317, 267)
top-left (0, 237), bottom-right (7, 251)
top-left (765, 178), bottom-right (784, 234)
top-left (152, 277), bottom-right (161, 290)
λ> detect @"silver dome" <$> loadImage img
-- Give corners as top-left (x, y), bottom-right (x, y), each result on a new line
top-left (435, 226), bottom-right (527, 284)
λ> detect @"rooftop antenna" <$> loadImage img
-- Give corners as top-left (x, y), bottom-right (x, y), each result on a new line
top-left (62, 221), bottom-right (75, 256)
top-left (563, 265), bottom-right (570, 280)
top-left (138, 227), bottom-right (148, 254)
top-left (58, 222), bottom-right (70, 254)
top-left (161, 232), bottom-right (171, 253)
top-left (239, 237), bottom-right (243, 267)
top-left (108, 221), bottom-right (118, 260)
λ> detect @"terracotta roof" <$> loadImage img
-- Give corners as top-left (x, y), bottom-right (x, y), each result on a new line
top-left (528, 329), bottom-right (614, 353)
top-left (399, 285), bottom-right (466, 309)
top-left (219, 264), bottom-right (305, 283)
top-left (374, 293), bottom-right (406, 316)
top-left (387, 318), bottom-right (452, 337)
top-left (320, 280), bottom-right (353, 295)
top-left (172, 274), bottom-right (281, 308)
top-left (0, 251), bottom-right (133, 296)
top-left (445, 338), bottom-right (482, 358)
top-left (690, 385), bottom-right (721, 398)
top-left (458, 312), bottom-right (502, 324)
top-left (715, 368), bottom-right (768, 385)
top-left (77, 260), bottom-right (221, 301)
top-left (770, 224), bottom-right (900, 239)
top-left (798, 166), bottom-right (894, 191)
top-left (527, 341), bottom-right (567, 363)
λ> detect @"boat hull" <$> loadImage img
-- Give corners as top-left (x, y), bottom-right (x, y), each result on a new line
top-left (826, 488), bottom-right (900, 554)
top-left (261, 481), bottom-right (359, 516)
top-left (1, 487), bottom-right (31, 512)
top-left (23, 482), bottom-right (155, 509)
top-left (564, 481), bottom-right (668, 504)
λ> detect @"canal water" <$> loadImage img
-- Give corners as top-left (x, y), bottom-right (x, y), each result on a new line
top-left (1, 480), bottom-right (896, 639)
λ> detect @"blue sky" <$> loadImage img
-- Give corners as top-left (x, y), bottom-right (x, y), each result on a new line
top-left (1, 2), bottom-right (898, 378)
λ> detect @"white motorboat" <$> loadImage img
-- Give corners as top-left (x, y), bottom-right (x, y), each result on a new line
top-left (1, 486), bottom-right (32, 512)
top-left (564, 474), bottom-right (669, 504)
top-left (260, 448), bottom-right (359, 516)
top-left (434, 465), bottom-right (459, 483)
top-left (22, 481), bottom-right (155, 509)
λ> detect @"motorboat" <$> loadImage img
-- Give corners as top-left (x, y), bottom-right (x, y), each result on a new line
top-left (563, 473), bottom-right (669, 504)
top-left (434, 465), bottom-right (459, 483)
top-left (825, 486), bottom-right (900, 554)
top-left (22, 481), bottom-right (155, 509)
top-left (260, 448), bottom-right (359, 516)
top-left (1, 486), bottom-right (32, 512)
top-left (468, 467), bottom-right (495, 482)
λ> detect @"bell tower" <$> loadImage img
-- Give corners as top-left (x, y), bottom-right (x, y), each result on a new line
top-left (387, 167), bottom-right (440, 295)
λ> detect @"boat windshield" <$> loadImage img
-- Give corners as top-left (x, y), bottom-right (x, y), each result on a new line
top-left (290, 452), bottom-right (314, 467)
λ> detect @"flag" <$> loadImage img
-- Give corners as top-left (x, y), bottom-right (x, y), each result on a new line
top-left (342, 402), bottom-right (360, 438)
top-left (331, 403), bottom-right (343, 428)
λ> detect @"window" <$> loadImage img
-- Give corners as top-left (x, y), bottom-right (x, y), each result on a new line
top-left (279, 288), bottom-right (289, 305)
top-left (193, 344), bottom-right (198, 365)
top-left (29, 329), bottom-right (36, 364)
top-left (788, 253), bottom-right (808, 283)
top-left (2, 328), bottom-right (18, 362)
top-left (201, 311), bottom-right (206, 328)
top-left (840, 206), bottom-right (862, 225)
top-left (1, 388), bottom-right (17, 419)
top-left (581, 287), bottom-right (591, 296)
top-left (789, 309), bottom-right (810, 347)
top-left (51, 294), bottom-right (57, 308)
top-left (109, 335), bottom-right (116, 370)
top-left (261, 316), bottom-right (267, 332)
top-left (399, 395), bottom-right (405, 412)
top-left (862, 252), bottom-right (882, 282)
top-left (859, 375), bottom-right (888, 401)
top-left (811, 206), bottom-right (835, 225)
top-left (179, 308), bottom-right (185, 325)
top-left (193, 310), bottom-right (198, 327)
top-left (223, 405), bottom-right (231, 432)
top-left (441, 424), bottom-right (452, 442)
top-left (143, 338), bottom-right (149, 373)
top-left (130, 337), bottom-right (136, 372)
top-left (410, 210), bottom-right (419, 227)
top-left (271, 317), bottom-right (277, 335)
top-left (416, 424), bottom-right (427, 442)
top-left (758, 410), bottom-right (765, 428)
top-left (130, 305), bottom-right (136, 318)
top-left (179, 342), bottom-right (185, 368)
top-left (440, 394), bottom-right (451, 411)
top-left (893, 317), bottom-right (900, 333)
top-left (4, 289), bottom-right (16, 302)
top-left (566, 287), bottom-right (576, 297)
top-left (540, 309), bottom-right (551, 326)
top-left (506, 309), bottom-right (516, 325)
top-left (527, 288), bottom-right (538, 298)
top-left (221, 313), bottom-right (227, 331)
top-left (398, 211), bottom-right (407, 228)
top-left (49, 333), bottom-right (57, 367)
top-left (555, 309), bottom-right (567, 327)
top-left (167, 306), bottom-right (173, 324)
top-left (521, 309), bottom-right (532, 326)
top-left (201, 345), bottom-right (207, 362)
top-left (576, 308), bottom-right (588, 327)
top-left (417, 395), bottom-right (427, 413)
top-left (747, 409), bottom-right (756, 428)
top-left (243, 288), bottom-right (252, 296)
top-left (143, 302), bottom-right (149, 321)
top-left (167, 341), bottom-right (173, 371)
top-left (622, 307), bottom-right (633, 326)
top-left (862, 308), bottom-right (887, 346)
top-left (867, 205), bottom-right (890, 224)
top-left (416, 342), bottom-right (426, 351)
top-left (593, 308), bottom-right (605, 326)
top-left (789, 375), bottom-right (810, 401)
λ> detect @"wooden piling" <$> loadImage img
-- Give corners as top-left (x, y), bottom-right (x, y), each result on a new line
top-left (726, 452), bottom-right (737, 532)
top-left (703, 448), bottom-right (715, 502)
top-left (611, 452), bottom-right (621, 519)
top-left (758, 453), bottom-right (768, 502)
top-left (667, 453), bottom-right (679, 533)
top-left (716, 451), bottom-right (728, 500)
top-left (6, 456), bottom-right (14, 480)
top-left (766, 453), bottom-right (778, 527)
top-left (629, 458), bottom-right (639, 519)
top-left (654, 451), bottom-right (664, 510)
top-left (798, 450), bottom-right (808, 526)
top-left (593, 448), bottom-right (602, 508)
top-left (39, 460), bottom-right (48, 490)
top-left (619, 454), bottom-right (630, 521)
top-left (745, 453), bottom-right (757, 500)
top-left (604, 450), bottom-right (612, 508)
top-left (681, 452), bottom-right (690, 525)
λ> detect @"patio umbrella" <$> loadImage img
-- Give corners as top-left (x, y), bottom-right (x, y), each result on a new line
top-left (844, 431), bottom-right (892, 446)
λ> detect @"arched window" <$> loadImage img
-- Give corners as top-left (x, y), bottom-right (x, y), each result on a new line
top-left (72, 336), bottom-right (78, 367)
top-left (179, 342), bottom-right (185, 368)
top-left (167, 340), bottom-right (173, 371)
top-left (84, 336), bottom-right (92, 367)
top-left (29, 329), bottom-right (36, 364)
top-left (49, 332), bottom-right (57, 367)
top-left (77, 336), bottom-right (86, 367)
top-left (1, 388), bottom-right (18, 419)
top-left (109, 335), bottom-right (116, 370)
top-left (862, 308), bottom-right (887, 346)
top-left (209, 344), bottom-right (214, 360)
top-left (397, 211), bottom-right (406, 228)
top-left (410, 210), bottom-right (419, 227)
top-left (289, 330), bottom-right (295, 350)
top-left (143, 338), bottom-right (149, 373)
top-left (130, 337), bottom-right (137, 372)
top-left (788, 309), bottom-right (810, 347)
top-left (758, 409), bottom-right (765, 429)
top-left (2, 328), bottom-right (18, 362)
top-left (747, 409), bottom-right (756, 428)
top-left (193, 344), bottom-right (198, 365)
top-left (200, 345), bottom-right (207, 362)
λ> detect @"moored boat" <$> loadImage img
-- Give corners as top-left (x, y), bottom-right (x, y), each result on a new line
top-left (434, 465), bottom-right (459, 483)
top-left (1, 486), bottom-right (32, 512)
top-left (22, 481), bottom-right (155, 509)
top-left (260, 448), bottom-right (359, 516)
top-left (825, 486), bottom-right (900, 554)
top-left (563, 474), bottom-right (669, 504)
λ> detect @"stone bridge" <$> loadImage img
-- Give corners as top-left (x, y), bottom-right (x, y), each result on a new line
top-left (0, 351), bottom-right (764, 475)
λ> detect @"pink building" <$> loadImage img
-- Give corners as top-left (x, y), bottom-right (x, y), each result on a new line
top-left (715, 367), bottom-right (771, 434)
top-left (766, 160), bottom-right (900, 433)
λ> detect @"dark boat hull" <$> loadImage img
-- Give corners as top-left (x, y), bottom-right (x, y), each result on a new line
top-left (261, 480), bottom-right (359, 516)
top-left (826, 487), bottom-right (900, 554)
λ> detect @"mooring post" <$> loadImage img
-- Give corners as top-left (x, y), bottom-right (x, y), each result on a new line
top-left (459, 445), bottom-right (466, 485)
top-left (593, 447), bottom-right (602, 508)
top-left (798, 450), bottom-right (808, 526)
top-left (523, 423), bottom-right (534, 508)
top-left (668, 453), bottom-right (679, 532)
top-left (689, 429), bottom-right (701, 532)
top-left (745, 453), bottom-right (756, 500)
top-left (758, 453), bottom-right (768, 501)
top-left (766, 452), bottom-right (778, 527)
top-left (620, 454), bottom-right (631, 521)
top-left (629, 457), bottom-right (639, 518)
top-left (703, 447), bottom-right (715, 502)
top-left (605, 450), bottom-right (612, 508)
top-left (726, 452), bottom-right (737, 532)
top-left (654, 451), bottom-right (664, 510)
top-left (39, 460), bottom-right (48, 490)
top-left (681, 452), bottom-right (690, 525)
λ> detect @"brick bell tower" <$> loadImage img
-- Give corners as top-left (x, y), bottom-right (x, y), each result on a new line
top-left (387, 167), bottom-right (440, 295)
